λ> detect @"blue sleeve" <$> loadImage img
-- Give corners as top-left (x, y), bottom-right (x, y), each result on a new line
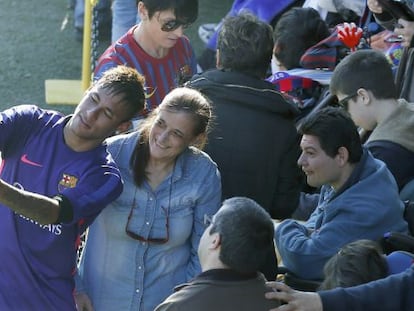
top-left (320, 267), bottom-right (414, 311)
top-left (186, 160), bottom-right (222, 280)
top-left (0, 105), bottom-right (45, 155)
top-left (275, 219), bottom-right (328, 279)
top-left (62, 160), bottom-right (123, 227)
top-left (275, 201), bottom-right (381, 280)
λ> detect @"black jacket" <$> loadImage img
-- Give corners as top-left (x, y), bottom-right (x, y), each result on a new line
top-left (187, 69), bottom-right (302, 219)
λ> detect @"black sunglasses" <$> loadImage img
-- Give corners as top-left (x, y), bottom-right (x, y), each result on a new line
top-left (337, 93), bottom-right (358, 110)
top-left (160, 18), bottom-right (191, 32)
top-left (125, 203), bottom-right (170, 244)
top-left (125, 180), bottom-right (172, 244)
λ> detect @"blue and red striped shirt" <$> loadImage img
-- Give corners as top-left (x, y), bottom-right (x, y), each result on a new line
top-left (94, 25), bottom-right (197, 116)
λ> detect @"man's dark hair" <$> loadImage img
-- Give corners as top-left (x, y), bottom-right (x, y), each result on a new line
top-left (273, 7), bottom-right (330, 69)
top-left (330, 49), bottom-right (398, 99)
top-left (210, 197), bottom-right (274, 274)
top-left (298, 107), bottom-right (362, 163)
top-left (320, 239), bottom-right (388, 290)
top-left (141, 0), bottom-right (198, 25)
top-left (217, 12), bottom-right (274, 79)
top-left (95, 65), bottom-right (146, 118)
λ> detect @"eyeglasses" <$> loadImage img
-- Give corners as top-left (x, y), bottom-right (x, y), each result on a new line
top-left (337, 93), bottom-right (358, 110)
top-left (159, 18), bottom-right (191, 32)
top-left (125, 180), bottom-right (172, 244)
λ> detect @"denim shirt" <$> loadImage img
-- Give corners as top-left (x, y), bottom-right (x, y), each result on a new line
top-left (77, 131), bottom-right (222, 311)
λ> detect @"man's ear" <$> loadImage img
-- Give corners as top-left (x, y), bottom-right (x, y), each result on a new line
top-left (138, 1), bottom-right (148, 20)
top-left (210, 232), bottom-right (221, 250)
top-left (336, 146), bottom-right (350, 166)
top-left (357, 88), bottom-right (371, 106)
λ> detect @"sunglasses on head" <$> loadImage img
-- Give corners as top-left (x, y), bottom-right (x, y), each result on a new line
top-left (160, 19), bottom-right (191, 32)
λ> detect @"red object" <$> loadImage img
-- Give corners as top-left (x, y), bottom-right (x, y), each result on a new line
top-left (337, 22), bottom-right (363, 52)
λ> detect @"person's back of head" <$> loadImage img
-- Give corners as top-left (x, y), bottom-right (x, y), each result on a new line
top-left (273, 7), bottom-right (330, 70)
top-left (320, 239), bottom-right (388, 290)
top-left (210, 197), bottom-right (274, 274)
top-left (330, 49), bottom-right (398, 100)
top-left (95, 65), bottom-right (146, 118)
top-left (216, 12), bottom-right (273, 79)
top-left (298, 107), bottom-right (363, 164)
top-left (140, 0), bottom-right (198, 25)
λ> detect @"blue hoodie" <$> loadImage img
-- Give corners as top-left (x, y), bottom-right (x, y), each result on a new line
top-left (276, 150), bottom-right (408, 280)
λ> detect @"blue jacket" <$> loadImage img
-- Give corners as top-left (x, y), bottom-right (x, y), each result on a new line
top-left (320, 267), bottom-right (414, 311)
top-left (275, 150), bottom-right (408, 280)
top-left (77, 131), bottom-right (222, 311)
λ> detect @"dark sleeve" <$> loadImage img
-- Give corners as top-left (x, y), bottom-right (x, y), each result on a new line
top-left (54, 194), bottom-right (73, 223)
top-left (291, 192), bottom-right (320, 221)
top-left (366, 140), bottom-right (414, 190)
top-left (320, 267), bottom-right (414, 311)
top-left (270, 132), bottom-right (303, 220)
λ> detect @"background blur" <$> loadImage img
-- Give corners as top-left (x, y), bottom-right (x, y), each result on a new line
top-left (0, 0), bottom-right (233, 115)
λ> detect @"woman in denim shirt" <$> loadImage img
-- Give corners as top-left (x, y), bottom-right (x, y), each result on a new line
top-left (76, 87), bottom-right (222, 311)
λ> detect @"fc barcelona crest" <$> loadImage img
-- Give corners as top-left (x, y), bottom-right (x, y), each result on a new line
top-left (58, 173), bottom-right (78, 192)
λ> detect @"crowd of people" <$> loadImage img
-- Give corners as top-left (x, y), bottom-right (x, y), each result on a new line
top-left (1, 0), bottom-right (414, 310)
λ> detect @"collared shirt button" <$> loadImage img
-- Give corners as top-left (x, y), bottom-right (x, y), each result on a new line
top-left (136, 289), bottom-right (140, 293)
top-left (146, 222), bottom-right (150, 225)
top-left (138, 266), bottom-right (142, 270)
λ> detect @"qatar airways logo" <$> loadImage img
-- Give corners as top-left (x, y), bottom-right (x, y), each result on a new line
top-left (13, 182), bottom-right (63, 236)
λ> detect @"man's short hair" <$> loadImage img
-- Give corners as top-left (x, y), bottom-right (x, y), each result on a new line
top-left (210, 197), bottom-right (274, 274)
top-left (95, 65), bottom-right (146, 119)
top-left (330, 49), bottom-right (398, 99)
top-left (217, 12), bottom-right (273, 79)
top-left (298, 107), bottom-right (363, 163)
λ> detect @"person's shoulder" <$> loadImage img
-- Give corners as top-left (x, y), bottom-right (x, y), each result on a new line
top-left (185, 147), bottom-right (216, 165)
top-left (187, 69), bottom-right (217, 85)
top-left (179, 147), bottom-right (219, 176)
top-left (177, 35), bottom-right (192, 46)
top-left (155, 291), bottom-right (198, 311)
top-left (105, 131), bottom-right (139, 156)
top-left (10, 104), bottom-right (63, 123)
top-left (105, 130), bottom-right (139, 145)
top-left (6, 104), bottom-right (54, 115)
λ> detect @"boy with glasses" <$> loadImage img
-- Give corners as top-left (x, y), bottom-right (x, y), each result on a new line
top-left (331, 49), bottom-right (414, 191)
